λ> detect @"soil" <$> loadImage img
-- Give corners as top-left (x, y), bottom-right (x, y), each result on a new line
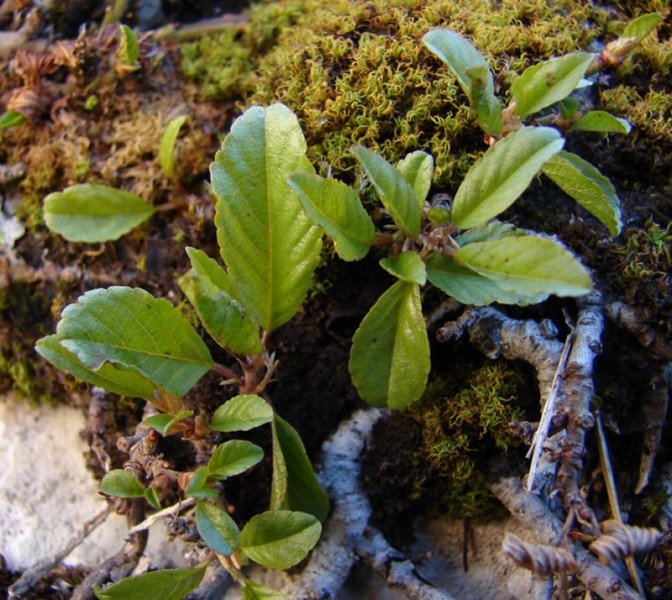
top-left (1, 1), bottom-right (671, 598)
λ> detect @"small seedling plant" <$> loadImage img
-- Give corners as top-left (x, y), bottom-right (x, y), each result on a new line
top-left (33, 13), bottom-right (661, 599)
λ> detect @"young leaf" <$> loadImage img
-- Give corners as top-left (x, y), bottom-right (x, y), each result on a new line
top-left (207, 440), bottom-right (264, 480)
top-left (426, 254), bottom-right (545, 306)
top-left (242, 579), bottom-right (287, 600)
top-left (54, 287), bottom-right (213, 398)
top-left (422, 29), bottom-right (501, 135)
top-left (349, 280), bottom-right (430, 409)
top-left (211, 104), bottom-right (322, 332)
top-left (211, 394), bottom-right (273, 432)
top-left (180, 248), bottom-right (262, 356)
top-left (159, 115), bottom-right (187, 178)
top-left (144, 487), bottom-right (162, 510)
top-left (379, 251), bottom-right (426, 285)
top-left (94, 565), bottom-right (206, 600)
top-left (101, 470), bottom-right (145, 498)
top-left (452, 127), bottom-right (564, 229)
top-left (196, 501), bottom-right (241, 556)
top-left (143, 410), bottom-right (193, 436)
top-left (287, 172), bottom-right (374, 261)
top-left (542, 151), bottom-right (622, 235)
top-left (271, 415), bottom-right (329, 521)
top-left (240, 510), bottom-right (321, 569)
top-left (118, 25), bottom-right (139, 66)
top-left (0, 110), bottom-right (28, 130)
top-left (36, 335), bottom-right (156, 398)
top-left (351, 145), bottom-right (421, 238)
top-left (396, 151), bottom-right (434, 204)
top-left (185, 466), bottom-right (219, 499)
top-left (44, 184), bottom-right (155, 243)
top-left (456, 236), bottom-right (592, 298)
top-left (511, 52), bottom-right (596, 118)
top-left (622, 13), bottom-right (663, 45)
top-left (571, 111), bottom-right (631, 134)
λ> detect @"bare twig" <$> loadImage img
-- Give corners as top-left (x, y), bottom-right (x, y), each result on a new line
top-left (8, 505), bottom-right (112, 598)
top-left (0, 8), bottom-right (41, 59)
top-left (126, 497), bottom-right (196, 537)
top-left (605, 301), bottom-right (672, 362)
top-left (184, 562), bottom-right (233, 599)
top-left (489, 476), bottom-right (640, 600)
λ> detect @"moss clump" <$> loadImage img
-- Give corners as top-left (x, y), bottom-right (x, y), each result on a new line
top-left (412, 362), bottom-right (525, 519)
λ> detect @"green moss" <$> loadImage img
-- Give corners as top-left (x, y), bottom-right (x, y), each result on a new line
top-left (618, 217), bottom-right (671, 282)
top-left (411, 362), bottom-right (524, 518)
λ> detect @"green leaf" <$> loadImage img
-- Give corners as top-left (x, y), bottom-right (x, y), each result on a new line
top-left (94, 565), bottom-right (206, 600)
top-left (196, 501), bottom-right (240, 556)
top-left (212, 103), bottom-right (322, 332)
top-left (452, 127), bottom-right (564, 229)
top-left (159, 115), bottom-right (187, 178)
top-left (542, 151), bottom-right (622, 235)
top-left (379, 251), bottom-right (426, 285)
top-left (242, 579), bottom-right (287, 600)
top-left (271, 415), bottom-right (329, 521)
top-left (36, 335), bottom-right (156, 398)
top-left (43, 184), bottom-right (154, 243)
top-left (287, 172), bottom-right (374, 261)
top-left (466, 65), bottom-right (503, 135)
top-left (210, 394), bottom-right (273, 432)
top-left (426, 254), bottom-right (545, 306)
top-left (349, 281), bottom-right (430, 409)
top-left (101, 470), bottom-right (145, 498)
top-left (622, 13), bottom-right (663, 45)
top-left (180, 248), bottom-right (262, 356)
top-left (143, 410), bottom-right (193, 436)
top-left (144, 487), bottom-right (162, 510)
top-left (207, 440), bottom-right (264, 481)
top-left (351, 145), bottom-right (421, 238)
top-left (396, 151), bottom-right (434, 204)
top-left (454, 220), bottom-right (525, 245)
top-left (0, 110), bottom-right (28, 130)
top-left (118, 25), bottom-right (139, 66)
top-left (511, 52), bottom-right (596, 118)
top-left (54, 287), bottom-right (213, 398)
top-left (240, 510), bottom-right (321, 569)
top-left (456, 236), bottom-right (592, 298)
top-left (571, 111), bottom-right (631, 134)
top-left (185, 466), bottom-right (219, 499)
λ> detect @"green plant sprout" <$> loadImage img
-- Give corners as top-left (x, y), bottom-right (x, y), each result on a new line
top-left (37, 104), bottom-right (329, 599)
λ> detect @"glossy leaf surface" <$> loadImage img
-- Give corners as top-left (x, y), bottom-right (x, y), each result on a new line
top-left (240, 510), bottom-right (321, 569)
top-left (396, 151), bottom-right (434, 204)
top-left (100, 470), bottom-right (145, 498)
top-left (379, 251), bottom-right (426, 285)
top-left (44, 184), bottom-right (154, 243)
top-left (180, 248), bottom-right (262, 356)
top-left (542, 151), bottom-right (621, 235)
top-left (271, 415), bottom-right (329, 521)
top-left (452, 127), bottom-right (564, 229)
top-left (94, 566), bottom-right (206, 600)
top-left (196, 501), bottom-right (240, 556)
top-left (212, 104), bottom-right (322, 332)
top-left (159, 115), bottom-right (186, 178)
top-left (466, 65), bottom-right (503, 135)
top-left (571, 111), bottom-right (631, 134)
top-left (456, 236), bottom-right (592, 297)
top-left (288, 172), bottom-right (374, 261)
top-left (349, 281), bottom-right (430, 409)
top-left (207, 440), bottom-right (264, 480)
top-left (55, 287), bottom-right (213, 398)
top-left (242, 579), bottom-right (287, 600)
top-left (622, 12), bottom-right (663, 44)
top-left (210, 394), bottom-right (273, 433)
top-left (144, 410), bottom-right (193, 436)
top-left (351, 145), bottom-right (421, 238)
top-left (185, 466), bottom-right (218, 499)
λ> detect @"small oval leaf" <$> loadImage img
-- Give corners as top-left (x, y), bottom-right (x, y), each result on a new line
top-left (456, 236), bottom-right (592, 298)
top-left (351, 145), bottom-right (421, 238)
top-left (159, 115), bottom-right (187, 178)
top-left (511, 52), bottom-right (596, 118)
top-left (211, 394), bottom-right (273, 433)
top-left (185, 466), bottom-right (219, 499)
top-left (101, 470), bottom-right (146, 498)
top-left (466, 65), bottom-right (503, 135)
top-left (242, 579), bottom-right (287, 600)
top-left (349, 281), bottom-right (430, 409)
top-left (240, 510), bottom-right (321, 569)
top-left (622, 13), bottom-right (663, 45)
top-left (396, 151), bottom-right (434, 205)
top-left (196, 501), bottom-right (241, 556)
top-left (118, 24), bottom-right (139, 66)
top-left (379, 251), bottom-right (426, 285)
top-left (288, 172), bottom-right (374, 261)
top-left (55, 287), bottom-right (213, 398)
top-left (94, 565), bottom-right (206, 600)
top-left (571, 111), bottom-right (631, 134)
top-left (44, 184), bottom-right (154, 243)
top-left (207, 440), bottom-right (264, 480)
top-left (143, 410), bottom-right (193, 436)
top-left (542, 151), bottom-right (622, 235)
top-left (452, 127), bottom-right (564, 229)
top-left (0, 110), bottom-right (28, 130)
